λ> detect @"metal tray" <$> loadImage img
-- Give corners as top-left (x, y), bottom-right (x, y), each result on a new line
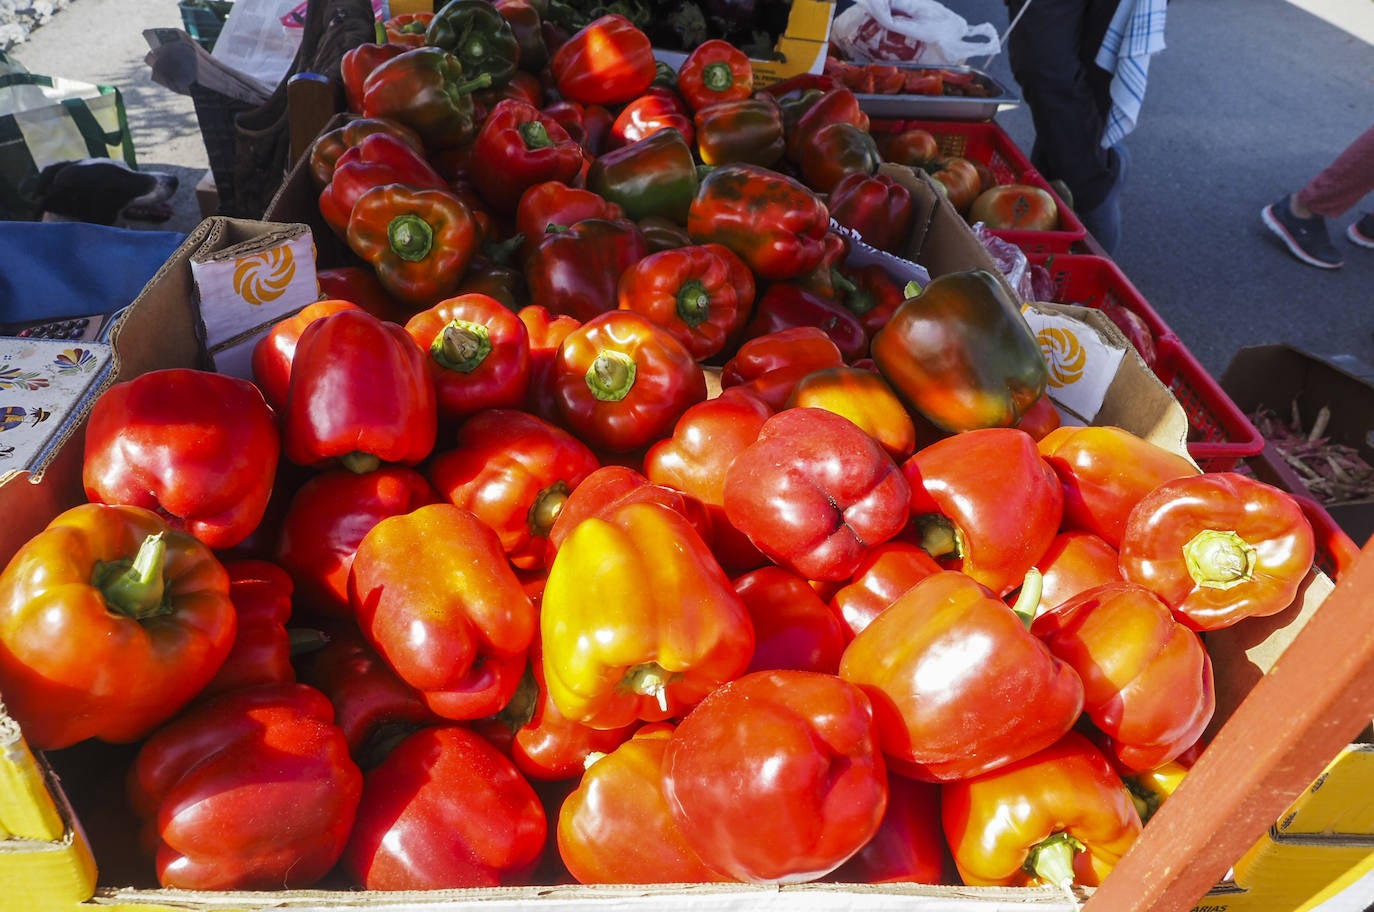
top-left (853, 64), bottom-right (1019, 121)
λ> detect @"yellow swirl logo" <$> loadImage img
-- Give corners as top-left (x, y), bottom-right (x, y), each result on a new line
top-left (233, 246), bottom-right (296, 305)
top-left (1038, 326), bottom-right (1086, 387)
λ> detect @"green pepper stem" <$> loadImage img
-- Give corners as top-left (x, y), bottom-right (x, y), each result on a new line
top-left (288, 627), bottom-right (330, 656)
top-left (1125, 776), bottom-right (1164, 825)
top-left (701, 60), bottom-right (735, 93)
top-left (1025, 831), bottom-right (1084, 895)
top-left (95, 532), bottom-right (169, 619)
top-left (1010, 567), bottom-right (1044, 629)
top-left (903, 280), bottom-right (923, 298)
top-left (388, 213), bottom-right (435, 263)
top-left (448, 71), bottom-right (494, 98)
top-left (528, 481), bottom-right (571, 538)
top-left (914, 513), bottom-right (962, 562)
top-left (1183, 529), bottom-right (1257, 590)
top-left (520, 120), bottom-right (554, 150)
top-left (621, 662), bottom-right (675, 713)
top-left (431, 319), bottom-right (493, 373)
top-left (585, 350), bottom-right (638, 402)
top-left (675, 279), bottom-right (712, 328)
top-left (341, 451), bottom-right (382, 474)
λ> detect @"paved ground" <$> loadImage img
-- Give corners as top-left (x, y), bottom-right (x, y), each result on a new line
top-left (7, 0), bottom-right (1374, 379)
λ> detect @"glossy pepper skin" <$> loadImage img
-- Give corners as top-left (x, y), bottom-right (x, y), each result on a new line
top-left (404, 293), bottom-right (532, 423)
top-left (83, 368), bottom-right (280, 551)
top-left (493, 0), bottom-right (548, 73)
top-left (829, 771), bottom-right (949, 884)
top-left (541, 500), bottom-right (755, 730)
top-left (675, 38), bottom-right (753, 112)
top-left (518, 304), bottom-right (583, 420)
top-left (903, 428), bottom-right (1064, 598)
top-left (284, 309), bottom-right (438, 473)
top-left (693, 95), bottom-right (786, 169)
top-left (128, 683), bottom-right (363, 890)
top-left (1118, 472), bottom-right (1316, 631)
top-left (361, 46), bottom-right (492, 149)
top-left (552, 309), bottom-right (708, 453)
top-left (800, 121), bottom-right (881, 194)
top-left (616, 242), bottom-right (755, 361)
top-left (346, 184), bottom-right (480, 307)
top-left (425, 0), bottom-right (521, 88)
top-left (827, 171), bottom-right (916, 257)
top-left (342, 724), bottom-right (547, 889)
top-left (550, 14), bottom-right (655, 106)
top-left (0, 503), bottom-right (235, 750)
top-left (1032, 581), bottom-right (1215, 773)
top-left (251, 298), bottom-right (364, 413)
top-left (341, 40), bottom-right (409, 115)
top-left (609, 86), bottom-right (694, 149)
top-left (545, 463), bottom-right (714, 556)
top-left (308, 115), bottom-right (425, 190)
top-left (586, 127), bottom-right (699, 223)
top-left (274, 466), bottom-right (437, 617)
top-left (349, 503), bottom-right (538, 720)
top-left (198, 558), bottom-right (297, 700)
top-left (785, 86), bottom-right (870, 164)
top-left (723, 407), bottom-right (911, 582)
top-left (1033, 530), bottom-right (1125, 615)
top-left (941, 730), bottom-right (1143, 889)
top-left (786, 365), bottom-right (917, 462)
top-left (838, 570), bottom-right (1085, 782)
top-left (744, 281), bottom-right (869, 364)
top-left (661, 669), bottom-right (888, 884)
top-left (470, 98), bottom-right (586, 213)
top-left (428, 408), bottom-right (602, 571)
top-left (687, 162), bottom-right (831, 281)
top-left (515, 181), bottom-right (625, 262)
top-left (524, 217), bottom-right (649, 322)
top-left (557, 723), bottom-right (729, 884)
top-left (718, 325), bottom-right (846, 411)
top-left (733, 565), bottom-right (848, 675)
top-left (1038, 424), bottom-right (1201, 549)
top-left (319, 132), bottom-right (451, 240)
top-left (871, 268), bottom-right (1050, 433)
top-left (828, 540), bottom-right (943, 639)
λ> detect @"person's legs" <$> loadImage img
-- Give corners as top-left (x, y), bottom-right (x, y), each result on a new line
top-left (1295, 122), bottom-right (1374, 219)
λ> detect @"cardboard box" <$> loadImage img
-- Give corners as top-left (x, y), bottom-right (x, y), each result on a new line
top-left (1220, 344), bottom-right (1374, 546)
top-left (2, 173), bottom-right (1364, 912)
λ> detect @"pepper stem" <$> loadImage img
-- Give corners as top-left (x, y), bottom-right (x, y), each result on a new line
top-left (1025, 831), bottom-right (1084, 895)
top-left (431, 319), bottom-right (493, 373)
top-left (914, 513), bottom-right (962, 562)
top-left (585, 350), bottom-right (638, 402)
top-left (341, 451), bottom-right (382, 474)
top-left (1009, 567), bottom-right (1044, 628)
top-left (675, 279), bottom-right (712, 328)
top-left (528, 481), bottom-right (571, 538)
top-left (388, 213), bottom-right (435, 263)
top-left (520, 120), bottom-right (554, 150)
top-left (1183, 529), bottom-right (1257, 590)
top-left (94, 532), bottom-right (169, 619)
top-left (701, 61), bottom-right (735, 93)
top-left (448, 71), bottom-right (494, 99)
top-left (621, 662), bottom-right (675, 713)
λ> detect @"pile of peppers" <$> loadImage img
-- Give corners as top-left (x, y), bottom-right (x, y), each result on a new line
top-left (0, 5), bottom-right (1325, 900)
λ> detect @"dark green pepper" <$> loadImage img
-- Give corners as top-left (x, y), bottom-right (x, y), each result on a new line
top-left (693, 95), bottom-right (785, 169)
top-left (360, 46), bottom-right (492, 150)
top-left (585, 127), bottom-right (698, 224)
top-left (869, 268), bottom-right (1049, 433)
top-left (426, 0), bottom-right (521, 88)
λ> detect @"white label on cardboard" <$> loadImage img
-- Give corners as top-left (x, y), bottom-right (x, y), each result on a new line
top-left (0, 338), bottom-right (113, 474)
top-left (1021, 305), bottom-right (1125, 424)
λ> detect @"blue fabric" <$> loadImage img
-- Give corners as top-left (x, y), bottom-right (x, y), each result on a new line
top-left (0, 222), bottom-right (186, 331)
top-left (1095, 0), bottom-right (1168, 148)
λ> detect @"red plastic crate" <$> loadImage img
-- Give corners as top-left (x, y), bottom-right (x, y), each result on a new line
top-left (871, 118), bottom-right (1088, 254)
top-left (1028, 253), bottom-right (1264, 472)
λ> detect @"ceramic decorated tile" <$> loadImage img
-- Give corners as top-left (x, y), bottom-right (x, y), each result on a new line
top-left (0, 337), bottom-right (114, 474)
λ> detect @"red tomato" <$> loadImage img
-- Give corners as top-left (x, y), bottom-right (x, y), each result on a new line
top-left (968, 183), bottom-right (1060, 231)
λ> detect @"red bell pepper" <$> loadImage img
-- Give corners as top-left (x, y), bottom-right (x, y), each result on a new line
top-left (404, 293), bottom-right (532, 423)
top-left (128, 683), bottom-right (362, 890)
top-left (0, 503), bottom-right (236, 749)
top-left (198, 558), bottom-right (297, 700)
top-left (545, 463), bottom-right (714, 557)
top-left (733, 565), bottom-right (848, 675)
top-left (839, 569), bottom-right (1085, 782)
top-left (360, 45), bottom-right (492, 149)
top-left (515, 181), bottom-right (625, 262)
top-left (494, 0), bottom-right (548, 72)
top-left (284, 309), bottom-right (437, 473)
top-left (828, 540), bottom-right (943, 639)
top-left (274, 465), bottom-right (437, 617)
top-left (941, 730), bottom-right (1142, 889)
top-left (723, 406), bottom-right (911, 582)
top-left (1032, 530), bottom-right (1125, 615)
top-left (524, 217), bottom-right (650, 322)
top-left (828, 772), bottom-right (950, 884)
top-left (349, 502), bottom-right (538, 720)
top-left (1032, 581), bottom-right (1215, 773)
top-left (470, 98), bottom-right (586, 213)
top-left (1037, 424), bottom-right (1201, 549)
top-left (839, 261), bottom-right (907, 348)
top-left (428, 408), bottom-right (602, 571)
top-left (551, 309), bottom-right (708, 453)
top-left (616, 242), bottom-right (755, 361)
top-left (609, 85), bottom-right (694, 149)
top-left (556, 723), bottom-right (729, 884)
top-left (661, 669), bottom-right (888, 883)
top-left (687, 162), bottom-right (831, 281)
top-left (308, 115), bottom-right (425, 190)
top-left (586, 126), bottom-right (700, 223)
top-left (785, 86), bottom-right (870, 164)
top-left (904, 427), bottom-right (1065, 598)
top-left (827, 171), bottom-right (916, 256)
top-left (251, 298), bottom-right (364, 413)
top-left (800, 121), bottom-right (881, 194)
top-left (1118, 472), bottom-right (1316, 631)
top-left (718, 325), bottom-right (846, 411)
top-left (316, 265), bottom-right (415, 324)
top-left (383, 11), bottom-right (432, 46)
top-left (83, 367), bottom-right (280, 551)
top-left (346, 184), bottom-right (482, 307)
top-left (517, 303), bottom-right (583, 420)
top-left (541, 500), bottom-right (755, 729)
top-left (318, 130), bottom-right (449, 240)
top-left (785, 365), bottom-right (918, 462)
top-left (542, 99), bottom-right (614, 157)
top-left (675, 38), bottom-right (753, 112)
top-left (342, 724), bottom-right (547, 889)
top-left (341, 39), bottom-right (409, 115)
top-left (693, 94), bottom-right (787, 169)
top-left (550, 14), bottom-right (655, 106)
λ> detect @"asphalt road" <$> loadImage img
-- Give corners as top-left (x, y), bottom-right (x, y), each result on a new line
top-left (9, 0), bottom-right (1374, 378)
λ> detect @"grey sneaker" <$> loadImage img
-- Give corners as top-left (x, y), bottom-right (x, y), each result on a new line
top-left (1347, 212), bottom-right (1374, 249)
top-left (1262, 195), bottom-right (1343, 268)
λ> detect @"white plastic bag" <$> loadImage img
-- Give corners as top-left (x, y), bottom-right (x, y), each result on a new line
top-left (831, 0), bottom-right (1000, 65)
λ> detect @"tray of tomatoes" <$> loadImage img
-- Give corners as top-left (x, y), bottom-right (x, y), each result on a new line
top-left (823, 55), bottom-right (1020, 121)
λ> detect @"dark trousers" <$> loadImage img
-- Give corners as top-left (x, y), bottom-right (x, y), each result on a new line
top-left (1003, 0), bottom-right (1121, 212)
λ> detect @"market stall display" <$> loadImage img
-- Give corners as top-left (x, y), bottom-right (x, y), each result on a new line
top-left (2, 3), bottom-right (1371, 911)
